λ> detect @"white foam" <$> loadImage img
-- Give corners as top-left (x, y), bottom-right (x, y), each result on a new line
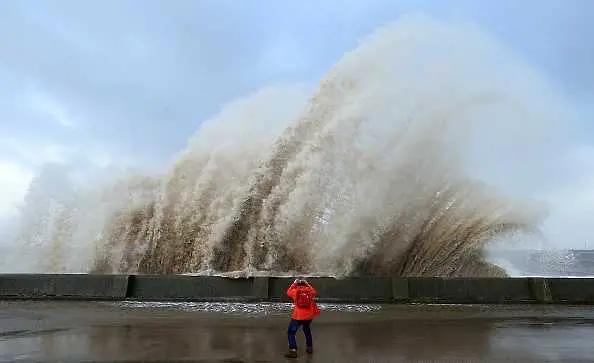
top-left (114, 301), bottom-right (382, 315)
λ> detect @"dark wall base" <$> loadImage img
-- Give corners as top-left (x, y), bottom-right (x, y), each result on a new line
top-left (1, 274), bottom-right (593, 304)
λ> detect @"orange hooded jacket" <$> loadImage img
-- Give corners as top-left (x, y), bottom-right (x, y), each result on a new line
top-left (287, 282), bottom-right (320, 321)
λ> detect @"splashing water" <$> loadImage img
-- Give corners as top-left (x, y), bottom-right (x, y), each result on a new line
top-left (10, 16), bottom-right (565, 277)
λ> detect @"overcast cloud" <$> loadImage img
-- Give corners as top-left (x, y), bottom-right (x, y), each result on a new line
top-left (0, 0), bottom-right (593, 248)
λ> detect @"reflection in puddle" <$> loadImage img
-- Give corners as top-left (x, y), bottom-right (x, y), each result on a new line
top-left (0, 319), bottom-right (494, 362)
top-left (490, 323), bottom-right (594, 361)
top-left (0, 334), bottom-right (90, 362)
top-left (2, 303), bottom-right (594, 362)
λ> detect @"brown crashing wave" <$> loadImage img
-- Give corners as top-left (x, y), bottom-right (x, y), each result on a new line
top-left (35, 17), bottom-right (550, 278)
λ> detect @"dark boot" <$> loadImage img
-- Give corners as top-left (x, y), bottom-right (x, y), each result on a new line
top-left (306, 346), bottom-right (313, 354)
top-left (284, 349), bottom-right (298, 358)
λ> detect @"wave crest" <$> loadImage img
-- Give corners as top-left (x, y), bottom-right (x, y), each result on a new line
top-left (14, 15), bottom-right (560, 277)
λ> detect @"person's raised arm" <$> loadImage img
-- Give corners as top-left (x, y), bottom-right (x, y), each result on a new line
top-left (286, 279), bottom-right (298, 299)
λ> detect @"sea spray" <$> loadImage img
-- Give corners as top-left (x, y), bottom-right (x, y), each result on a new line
top-left (9, 15), bottom-right (562, 276)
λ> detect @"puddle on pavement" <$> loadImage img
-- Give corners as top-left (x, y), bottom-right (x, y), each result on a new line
top-left (1, 302), bottom-right (594, 362)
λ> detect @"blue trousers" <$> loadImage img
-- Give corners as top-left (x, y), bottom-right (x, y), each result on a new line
top-left (287, 319), bottom-right (313, 350)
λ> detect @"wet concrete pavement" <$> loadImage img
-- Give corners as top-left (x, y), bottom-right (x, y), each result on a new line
top-left (1, 301), bottom-right (594, 362)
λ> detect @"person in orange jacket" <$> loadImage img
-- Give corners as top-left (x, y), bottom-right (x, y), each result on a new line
top-left (284, 278), bottom-right (320, 358)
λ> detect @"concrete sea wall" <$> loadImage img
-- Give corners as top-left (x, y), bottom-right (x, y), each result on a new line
top-left (0, 274), bottom-right (593, 304)
top-left (0, 274), bottom-right (128, 300)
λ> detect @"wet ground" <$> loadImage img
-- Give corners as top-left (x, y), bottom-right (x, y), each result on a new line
top-left (1, 301), bottom-right (594, 362)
